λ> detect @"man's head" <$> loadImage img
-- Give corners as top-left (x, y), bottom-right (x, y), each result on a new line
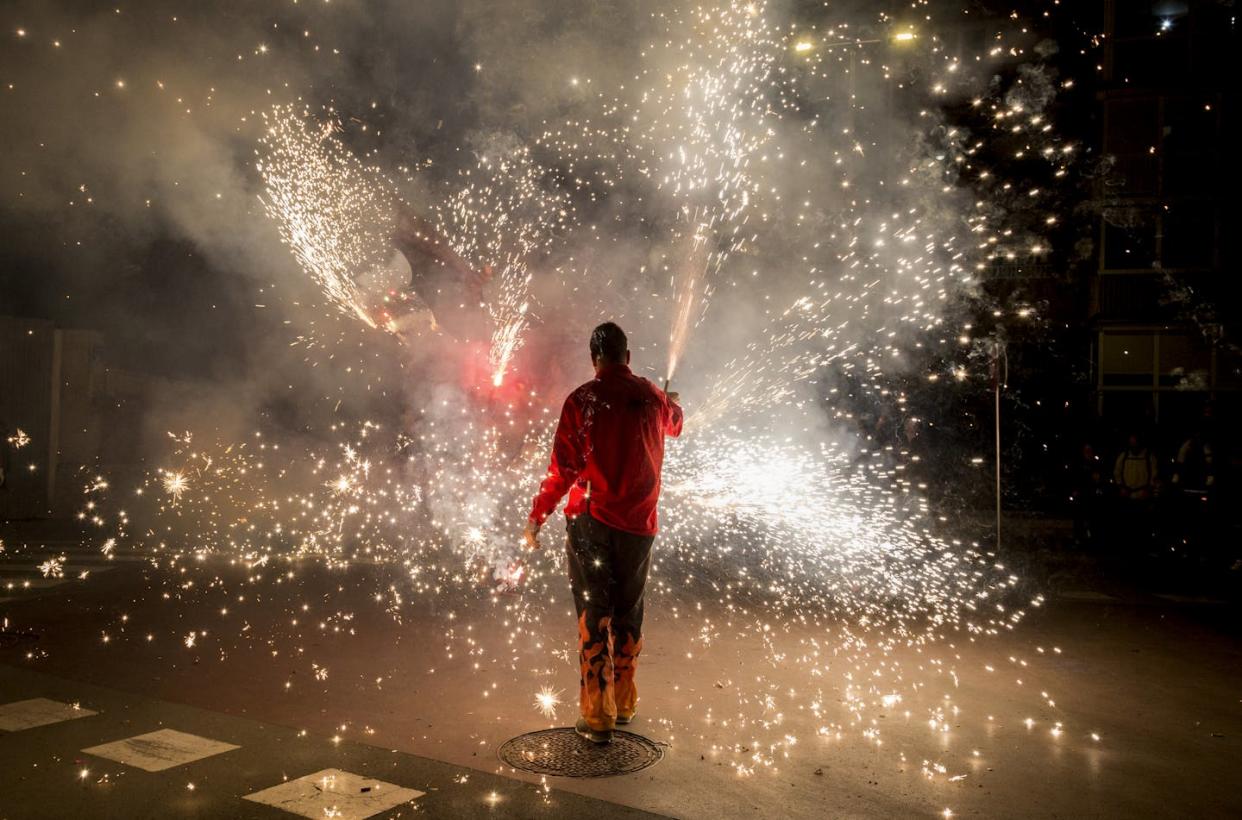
top-left (590, 322), bottom-right (630, 371)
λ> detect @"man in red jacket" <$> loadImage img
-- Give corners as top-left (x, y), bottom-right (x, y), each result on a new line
top-left (524, 322), bottom-right (684, 745)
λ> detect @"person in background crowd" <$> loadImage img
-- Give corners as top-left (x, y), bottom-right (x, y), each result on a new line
top-left (1171, 402), bottom-right (1222, 564)
top-left (1114, 432), bottom-right (1158, 502)
top-left (1172, 403), bottom-right (1218, 497)
top-left (1071, 442), bottom-right (1107, 548)
top-left (1112, 431), bottom-right (1159, 552)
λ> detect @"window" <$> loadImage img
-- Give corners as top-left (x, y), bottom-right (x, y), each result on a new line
top-left (1161, 206), bottom-right (1216, 269)
top-left (1101, 332), bottom-right (1155, 386)
top-left (1162, 97), bottom-right (1216, 155)
top-left (1112, 37), bottom-right (1190, 85)
top-left (1217, 349), bottom-right (1242, 390)
top-left (1104, 99), bottom-right (1160, 195)
top-left (1157, 333), bottom-right (1210, 388)
top-left (1161, 96), bottom-right (1217, 196)
top-left (1102, 215), bottom-right (1158, 271)
top-left (1104, 99), bottom-right (1159, 154)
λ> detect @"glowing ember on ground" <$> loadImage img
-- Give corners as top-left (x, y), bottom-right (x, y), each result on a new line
top-left (533, 686), bottom-right (563, 719)
top-left (161, 471), bottom-right (189, 503)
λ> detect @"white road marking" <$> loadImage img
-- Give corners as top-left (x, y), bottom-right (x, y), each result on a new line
top-left (82, 728), bottom-right (239, 771)
top-left (243, 768), bottom-right (424, 819)
top-left (0, 697), bottom-right (97, 731)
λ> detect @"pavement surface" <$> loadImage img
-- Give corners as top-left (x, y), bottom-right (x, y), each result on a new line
top-left (1, 533), bottom-right (1240, 819)
top-left (0, 664), bottom-right (663, 819)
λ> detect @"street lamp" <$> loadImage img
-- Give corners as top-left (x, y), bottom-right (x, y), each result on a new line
top-left (790, 29), bottom-right (917, 54)
top-left (790, 28), bottom-right (919, 123)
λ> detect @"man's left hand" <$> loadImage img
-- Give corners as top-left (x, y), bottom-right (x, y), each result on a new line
top-left (523, 520), bottom-right (542, 550)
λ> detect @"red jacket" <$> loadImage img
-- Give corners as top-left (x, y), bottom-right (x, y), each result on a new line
top-left (529, 363), bottom-right (683, 536)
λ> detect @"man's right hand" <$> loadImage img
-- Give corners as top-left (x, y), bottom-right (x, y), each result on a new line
top-left (523, 520), bottom-right (542, 550)
top-left (667, 391), bottom-right (680, 405)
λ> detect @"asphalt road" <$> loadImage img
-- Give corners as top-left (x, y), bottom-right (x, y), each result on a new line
top-left (1, 535), bottom-right (1239, 819)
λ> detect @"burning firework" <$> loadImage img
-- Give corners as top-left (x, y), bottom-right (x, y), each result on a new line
top-left (260, 112), bottom-right (573, 389)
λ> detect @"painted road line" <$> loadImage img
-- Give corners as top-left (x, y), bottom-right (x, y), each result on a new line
top-left (83, 728), bottom-right (240, 772)
top-left (0, 697), bottom-right (97, 731)
top-left (243, 768), bottom-right (424, 819)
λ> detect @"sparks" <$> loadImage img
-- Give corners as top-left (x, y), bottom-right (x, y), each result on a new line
top-left (533, 686), bottom-right (563, 719)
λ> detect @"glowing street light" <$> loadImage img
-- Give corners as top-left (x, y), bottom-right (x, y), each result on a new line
top-left (798, 28), bottom-right (918, 54)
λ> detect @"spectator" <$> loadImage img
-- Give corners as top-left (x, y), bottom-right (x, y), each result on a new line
top-left (1113, 432), bottom-right (1158, 501)
top-left (1172, 402), bottom-right (1218, 496)
top-left (1071, 442), bottom-right (1106, 547)
top-left (1111, 431), bottom-right (1158, 554)
top-left (1172, 402), bottom-right (1222, 563)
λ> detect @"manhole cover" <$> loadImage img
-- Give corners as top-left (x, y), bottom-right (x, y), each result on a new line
top-left (497, 728), bottom-right (664, 778)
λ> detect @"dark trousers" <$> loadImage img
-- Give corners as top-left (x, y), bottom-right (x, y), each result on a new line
top-left (565, 512), bottom-right (655, 731)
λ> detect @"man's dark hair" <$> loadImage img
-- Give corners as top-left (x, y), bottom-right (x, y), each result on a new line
top-left (590, 322), bottom-right (628, 362)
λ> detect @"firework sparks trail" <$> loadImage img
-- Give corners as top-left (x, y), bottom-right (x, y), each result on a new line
top-left (536, 3), bottom-right (782, 380)
top-left (666, 219), bottom-right (711, 382)
top-left (63, 0), bottom-right (1081, 799)
top-left (77, 409), bottom-right (1048, 775)
top-left (528, 1), bottom-right (1071, 427)
top-left (259, 111), bottom-right (572, 386)
top-left (657, 4), bottom-right (779, 376)
top-left (664, 434), bottom-right (1035, 648)
top-left (257, 106), bottom-right (397, 330)
top-left (421, 147), bottom-right (572, 386)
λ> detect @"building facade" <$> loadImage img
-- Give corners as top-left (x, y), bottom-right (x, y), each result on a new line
top-left (1090, 0), bottom-right (1239, 444)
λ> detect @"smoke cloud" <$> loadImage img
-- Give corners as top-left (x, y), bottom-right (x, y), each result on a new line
top-left (0, 0), bottom-right (1065, 505)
